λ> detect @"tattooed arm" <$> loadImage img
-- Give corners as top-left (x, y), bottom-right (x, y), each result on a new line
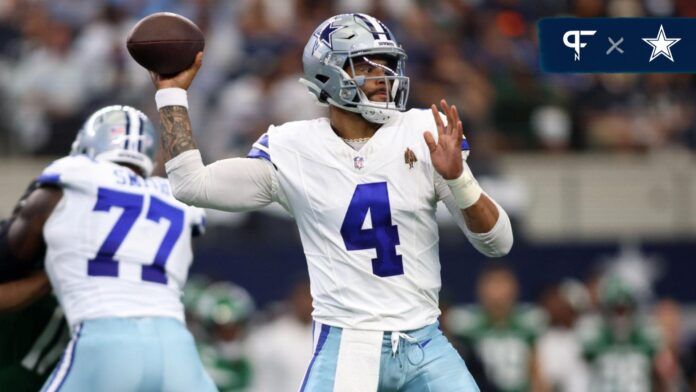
top-left (150, 52), bottom-right (202, 161)
top-left (150, 52), bottom-right (278, 211)
top-left (158, 105), bottom-right (198, 162)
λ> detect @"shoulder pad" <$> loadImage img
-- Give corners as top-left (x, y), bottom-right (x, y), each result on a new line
top-left (37, 155), bottom-right (97, 190)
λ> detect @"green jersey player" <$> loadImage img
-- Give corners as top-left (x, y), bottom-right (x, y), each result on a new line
top-left (0, 182), bottom-right (70, 391)
top-left (193, 282), bottom-right (255, 391)
top-left (0, 292), bottom-right (69, 391)
top-left (449, 264), bottom-right (546, 392)
top-left (579, 275), bottom-right (662, 392)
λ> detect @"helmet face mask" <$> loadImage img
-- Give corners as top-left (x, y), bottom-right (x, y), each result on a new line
top-left (72, 105), bottom-right (156, 176)
top-left (342, 54), bottom-right (409, 117)
top-left (301, 13), bottom-right (410, 124)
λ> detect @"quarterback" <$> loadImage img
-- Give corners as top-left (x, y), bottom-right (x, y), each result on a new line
top-left (153, 13), bottom-right (512, 391)
top-left (1, 106), bottom-right (214, 391)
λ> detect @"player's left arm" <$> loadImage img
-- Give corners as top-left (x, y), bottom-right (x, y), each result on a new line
top-left (0, 184), bottom-right (63, 275)
top-left (425, 99), bottom-right (513, 257)
top-left (0, 182), bottom-right (62, 312)
top-left (0, 270), bottom-right (51, 313)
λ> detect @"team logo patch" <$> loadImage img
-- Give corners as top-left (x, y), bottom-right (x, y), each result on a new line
top-left (404, 148), bottom-right (417, 169)
top-left (354, 156), bottom-right (364, 170)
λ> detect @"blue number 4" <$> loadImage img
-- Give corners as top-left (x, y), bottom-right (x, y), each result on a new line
top-left (340, 182), bottom-right (403, 277)
top-left (88, 188), bottom-right (184, 284)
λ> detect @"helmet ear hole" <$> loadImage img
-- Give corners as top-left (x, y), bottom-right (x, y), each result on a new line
top-left (316, 74), bottom-right (329, 84)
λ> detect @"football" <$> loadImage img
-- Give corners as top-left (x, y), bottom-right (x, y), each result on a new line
top-left (126, 12), bottom-right (205, 76)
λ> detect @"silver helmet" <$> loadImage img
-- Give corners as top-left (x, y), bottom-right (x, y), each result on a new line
top-left (300, 13), bottom-right (409, 124)
top-left (71, 105), bottom-right (156, 176)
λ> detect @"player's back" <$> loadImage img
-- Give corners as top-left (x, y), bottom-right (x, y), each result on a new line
top-left (38, 155), bottom-right (205, 329)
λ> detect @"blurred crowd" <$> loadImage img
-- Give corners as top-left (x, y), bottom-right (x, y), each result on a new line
top-left (1, 0), bottom-right (696, 161)
top-left (190, 260), bottom-right (696, 392)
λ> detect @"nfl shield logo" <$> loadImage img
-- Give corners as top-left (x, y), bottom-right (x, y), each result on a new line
top-left (353, 156), bottom-right (364, 170)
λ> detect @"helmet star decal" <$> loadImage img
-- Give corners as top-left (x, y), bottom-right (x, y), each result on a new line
top-left (319, 21), bottom-right (347, 49)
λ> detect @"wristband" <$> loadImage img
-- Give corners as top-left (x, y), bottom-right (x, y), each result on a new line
top-left (446, 168), bottom-right (483, 209)
top-left (155, 88), bottom-right (188, 110)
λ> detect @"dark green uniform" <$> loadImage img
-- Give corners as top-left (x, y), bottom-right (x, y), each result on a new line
top-left (0, 181), bottom-right (69, 390)
top-left (0, 294), bottom-right (69, 391)
top-left (450, 305), bottom-right (545, 392)
top-left (198, 342), bottom-right (251, 392)
top-left (579, 315), bottom-right (660, 392)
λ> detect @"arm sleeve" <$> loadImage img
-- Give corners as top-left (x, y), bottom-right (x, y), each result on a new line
top-left (164, 149), bottom-right (279, 212)
top-left (435, 163), bottom-right (513, 258)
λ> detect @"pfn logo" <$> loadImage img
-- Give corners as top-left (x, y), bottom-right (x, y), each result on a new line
top-left (563, 30), bottom-right (596, 61)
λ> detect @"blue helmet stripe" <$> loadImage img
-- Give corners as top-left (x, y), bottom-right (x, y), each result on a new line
top-left (123, 109), bottom-right (130, 150)
top-left (354, 14), bottom-right (381, 39)
top-left (355, 13), bottom-right (392, 41)
top-left (378, 21), bottom-right (393, 40)
top-left (137, 114), bottom-right (144, 152)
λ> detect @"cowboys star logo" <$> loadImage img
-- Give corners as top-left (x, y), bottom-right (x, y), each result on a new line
top-left (319, 21), bottom-right (348, 49)
top-left (642, 24), bottom-right (681, 63)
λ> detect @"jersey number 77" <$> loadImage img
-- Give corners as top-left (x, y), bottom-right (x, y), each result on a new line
top-left (340, 182), bottom-right (404, 277)
top-left (87, 187), bottom-right (184, 284)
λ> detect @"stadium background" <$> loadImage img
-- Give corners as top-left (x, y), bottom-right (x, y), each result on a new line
top-left (1, 0), bottom-right (695, 390)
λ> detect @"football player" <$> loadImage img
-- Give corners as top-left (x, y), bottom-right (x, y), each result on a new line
top-left (0, 182), bottom-right (69, 392)
top-left (194, 282), bottom-right (255, 392)
top-left (151, 13), bottom-right (513, 391)
top-left (580, 275), bottom-right (662, 392)
top-left (450, 264), bottom-right (547, 392)
top-left (0, 105), bottom-right (215, 391)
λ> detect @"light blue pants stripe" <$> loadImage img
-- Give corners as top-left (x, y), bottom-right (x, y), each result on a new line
top-left (42, 324), bottom-right (83, 392)
top-left (299, 321), bottom-right (479, 392)
top-left (300, 323), bottom-right (339, 391)
top-left (40, 317), bottom-right (217, 392)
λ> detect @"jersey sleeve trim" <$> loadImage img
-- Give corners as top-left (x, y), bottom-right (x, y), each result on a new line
top-left (256, 133), bottom-right (269, 148)
top-left (247, 133), bottom-right (272, 163)
top-left (36, 173), bottom-right (61, 186)
top-left (247, 147), bottom-right (271, 162)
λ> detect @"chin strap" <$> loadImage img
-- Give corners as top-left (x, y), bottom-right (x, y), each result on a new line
top-left (358, 105), bottom-right (395, 124)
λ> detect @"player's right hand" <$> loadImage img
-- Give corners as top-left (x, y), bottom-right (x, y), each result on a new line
top-left (150, 51), bottom-right (203, 91)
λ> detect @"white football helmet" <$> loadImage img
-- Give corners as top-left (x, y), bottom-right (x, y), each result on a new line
top-left (71, 105), bottom-right (156, 176)
top-left (300, 13), bottom-right (410, 124)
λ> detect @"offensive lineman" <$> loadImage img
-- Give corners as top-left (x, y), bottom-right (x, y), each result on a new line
top-left (1, 106), bottom-right (215, 391)
top-left (152, 13), bottom-right (513, 391)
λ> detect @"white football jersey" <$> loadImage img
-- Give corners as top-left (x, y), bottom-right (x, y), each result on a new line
top-left (38, 155), bottom-right (205, 329)
top-left (248, 109), bottom-right (469, 331)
